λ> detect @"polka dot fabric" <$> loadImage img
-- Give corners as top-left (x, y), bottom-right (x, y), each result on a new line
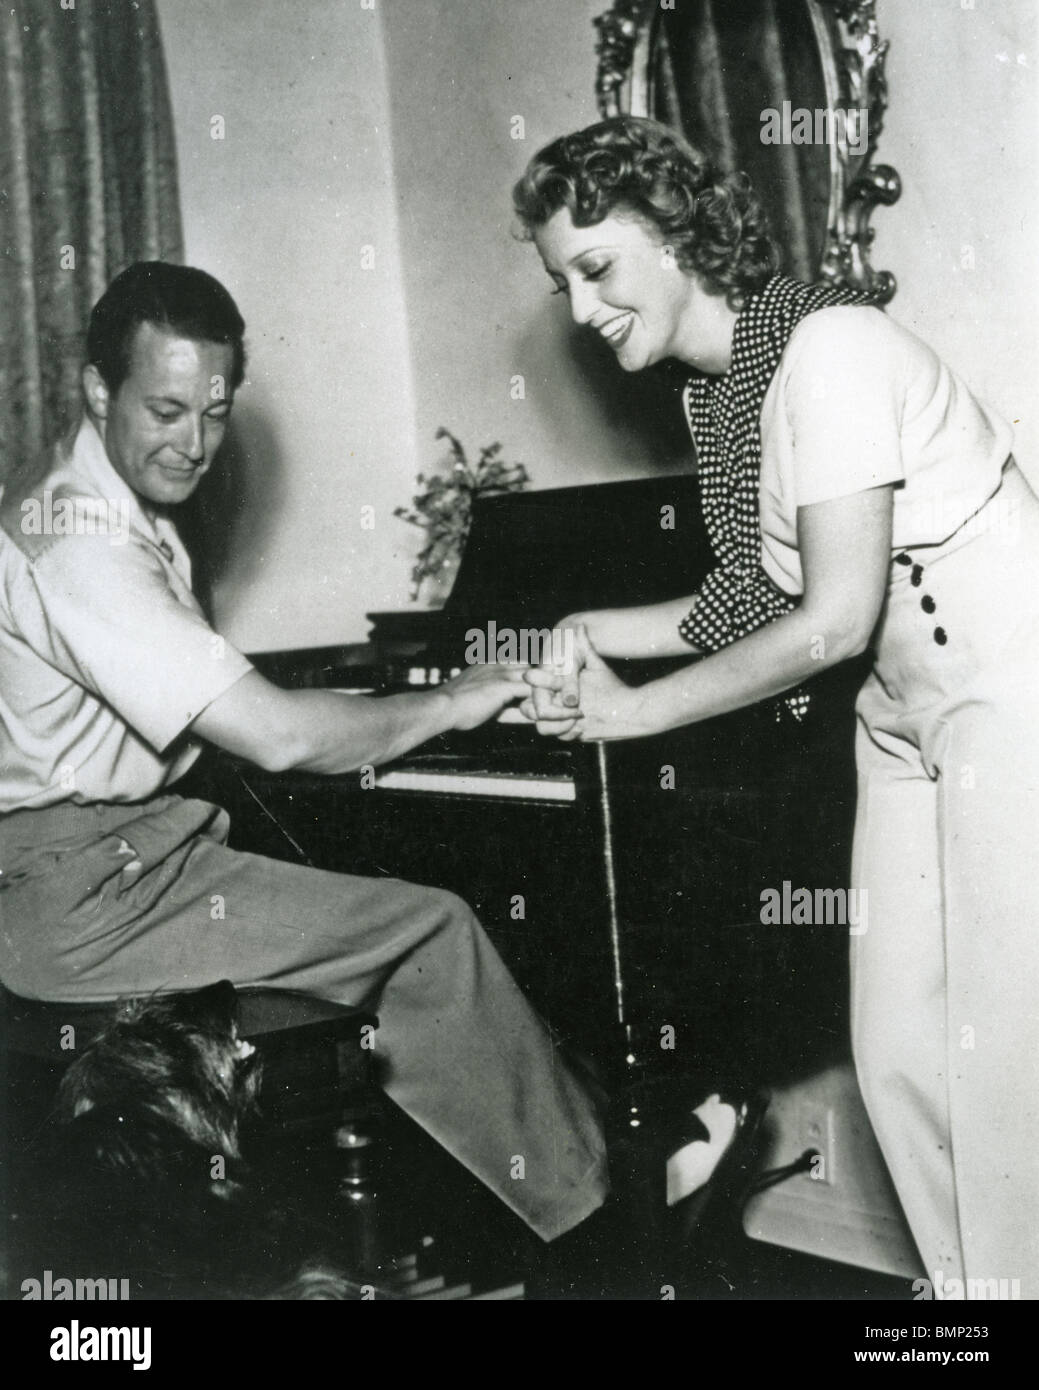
top-left (681, 274), bottom-right (876, 719)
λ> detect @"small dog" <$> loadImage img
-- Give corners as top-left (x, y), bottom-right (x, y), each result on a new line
top-left (15, 981), bottom-right (372, 1299)
top-left (56, 979), bottom-right (263, 1187)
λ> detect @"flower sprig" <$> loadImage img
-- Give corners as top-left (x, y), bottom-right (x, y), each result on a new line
top-left (394, 427), bottom-right (530, 601)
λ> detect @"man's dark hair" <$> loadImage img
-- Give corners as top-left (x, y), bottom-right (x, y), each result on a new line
top-left (87, 262), bottom-right (247, 393)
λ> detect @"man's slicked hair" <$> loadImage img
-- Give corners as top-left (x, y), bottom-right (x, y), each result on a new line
top-left (87, 262), bottom-right (247, 393)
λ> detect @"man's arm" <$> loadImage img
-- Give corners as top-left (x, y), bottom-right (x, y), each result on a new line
top-left (21, 531), bottom-right (524, 772)
top-left (192, 664), bottom-right (527, 775)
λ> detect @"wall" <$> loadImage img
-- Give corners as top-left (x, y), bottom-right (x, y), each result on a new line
top-left (744, 1062), bottom-right (925, 1278)
top-left (878, 0), bottom-right (1038, 481)
top-left (378, 0), bottom-right (693, 502)
top-left (161, 0), bottom-right (422, 651)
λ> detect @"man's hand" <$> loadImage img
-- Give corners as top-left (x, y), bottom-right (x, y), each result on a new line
top-left (441, 662), bottom-right (529, 731)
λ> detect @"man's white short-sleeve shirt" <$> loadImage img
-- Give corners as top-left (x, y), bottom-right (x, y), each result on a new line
top-left (0, 417), bottom-right (253, 811)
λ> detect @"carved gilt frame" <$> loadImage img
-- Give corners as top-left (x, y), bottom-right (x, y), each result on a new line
top-left (593, 0), bottom-right (901, 302)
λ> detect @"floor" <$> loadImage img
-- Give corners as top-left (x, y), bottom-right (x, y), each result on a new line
top-left (371, 1102), bottom-right (918, 1302)
top-left (3, 1041), bottom-right (916, 1303)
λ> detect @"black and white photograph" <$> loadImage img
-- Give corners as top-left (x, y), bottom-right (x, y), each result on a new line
top-left (0, 0), bottom-right (1036, 1360)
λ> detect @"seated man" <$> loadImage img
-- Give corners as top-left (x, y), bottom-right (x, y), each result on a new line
top-left (0, 261), bottom-right (606, 1249)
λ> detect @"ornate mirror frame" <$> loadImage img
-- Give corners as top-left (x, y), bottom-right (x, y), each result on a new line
top-left (593, 0), bottom-right (901, 302)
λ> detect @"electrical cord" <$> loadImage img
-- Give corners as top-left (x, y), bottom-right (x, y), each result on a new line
top-left (749, 1148), bottom-right (822, 1196)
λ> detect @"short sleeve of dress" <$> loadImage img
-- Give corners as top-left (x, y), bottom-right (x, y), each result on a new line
top-left (777, 306), bottom-right (907, 507)
top-left (25, 533), bottom-right (253, 753)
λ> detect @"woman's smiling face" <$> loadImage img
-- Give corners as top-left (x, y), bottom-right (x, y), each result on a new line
top-left (533, 206), bottom-right (734, 374)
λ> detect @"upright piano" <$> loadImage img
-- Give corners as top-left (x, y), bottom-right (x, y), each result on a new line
top-left (184, 473), bottom-right (864, 1100)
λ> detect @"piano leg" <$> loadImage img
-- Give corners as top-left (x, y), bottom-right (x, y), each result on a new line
top-left (589, 740), bottom-right (675, 1276)
top-left (589, 741), bottom-right (773, 1287)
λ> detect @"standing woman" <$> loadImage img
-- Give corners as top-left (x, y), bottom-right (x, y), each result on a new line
top-left (512, 115), bottom-right (1039, 1294)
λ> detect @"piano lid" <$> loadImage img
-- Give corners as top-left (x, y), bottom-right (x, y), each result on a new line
top-left (436, 471), bottom-right (715, 639)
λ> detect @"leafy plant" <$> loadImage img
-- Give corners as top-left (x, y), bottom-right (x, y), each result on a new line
top-left (394, 427), bottom-right (530, 601)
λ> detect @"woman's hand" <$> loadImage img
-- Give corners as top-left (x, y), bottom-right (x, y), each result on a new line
top-left (521, 628), bottom-right (655, 742)
top-left (518, 620), bottom-right (588, 736)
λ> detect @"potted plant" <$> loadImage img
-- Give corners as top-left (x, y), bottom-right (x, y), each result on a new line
top-left (394, 428), bottom-right (530, 604)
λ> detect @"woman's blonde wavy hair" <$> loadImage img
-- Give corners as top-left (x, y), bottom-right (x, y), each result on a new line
top-left (512, 115), bottom-right (779, 311)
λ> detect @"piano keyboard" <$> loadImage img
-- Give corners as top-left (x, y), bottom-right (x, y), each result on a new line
top-left (326, 687), bottom-right (574, 802)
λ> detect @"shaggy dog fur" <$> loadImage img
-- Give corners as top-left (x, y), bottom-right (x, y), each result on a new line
top-left (11, 981), bottom-right (378, 1299)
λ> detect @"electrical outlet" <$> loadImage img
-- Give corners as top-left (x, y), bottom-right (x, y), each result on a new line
top-left (800, 1102), bottom-right (836, 1186)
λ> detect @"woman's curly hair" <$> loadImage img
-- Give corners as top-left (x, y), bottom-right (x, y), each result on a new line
top-left (512, 116), bottom-right (778, 311)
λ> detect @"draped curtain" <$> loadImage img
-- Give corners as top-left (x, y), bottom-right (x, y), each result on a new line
top-left (0, 0), bottom-right (182, 481)
top-left (649, 0), bottom-right (831, 284)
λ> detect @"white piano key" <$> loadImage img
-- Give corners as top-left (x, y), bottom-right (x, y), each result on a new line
top-left (405, 1273), bottom-right (448, 1296)
top-left (374, 768), bottom-right (576, 802)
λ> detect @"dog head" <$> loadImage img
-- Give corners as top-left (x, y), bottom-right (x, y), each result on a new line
top-left (55, 980), bottom-right (263, 1184)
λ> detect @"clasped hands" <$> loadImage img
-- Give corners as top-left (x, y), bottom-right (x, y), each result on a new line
top-left (517, 623), bottom-right (647, 742)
